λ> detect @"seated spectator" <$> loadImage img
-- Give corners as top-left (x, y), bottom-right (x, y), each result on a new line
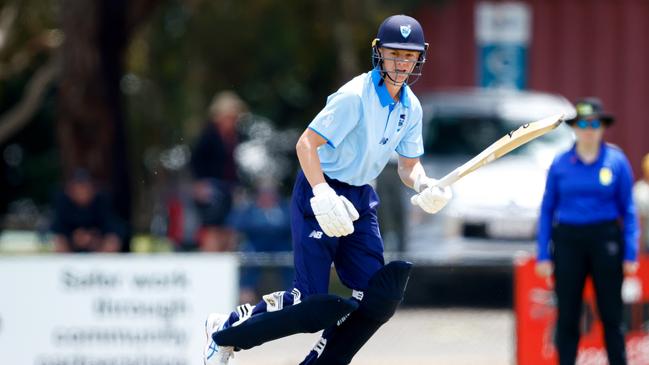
top-left (50, 169), bottom-right (124, 253)
top-left (228, 179), bottom-right (293, 303)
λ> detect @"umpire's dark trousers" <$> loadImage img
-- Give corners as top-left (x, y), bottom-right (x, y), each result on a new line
top-left (552, 221), bottom-right (626, 365)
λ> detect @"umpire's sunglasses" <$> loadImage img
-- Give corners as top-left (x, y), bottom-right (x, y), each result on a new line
top-left (576, 119), bottom-right (602, 129)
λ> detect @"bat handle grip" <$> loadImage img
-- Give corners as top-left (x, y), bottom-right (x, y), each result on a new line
top-left (410, 170), bottom-right (459, 206)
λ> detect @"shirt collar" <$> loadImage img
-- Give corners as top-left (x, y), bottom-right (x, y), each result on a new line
top-left (371, 68), bottom-right (410, 108)
top-left (569, 142), bottom-right (607, 165)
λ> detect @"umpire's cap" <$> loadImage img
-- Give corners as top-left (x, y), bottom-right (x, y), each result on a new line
top-left (566, 97), bottom-right (615, 126)
top-left (374, 15), bottom-right (427, 52)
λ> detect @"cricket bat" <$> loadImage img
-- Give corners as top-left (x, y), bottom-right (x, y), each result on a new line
top-left (412, 113), bottom-right (564, 203)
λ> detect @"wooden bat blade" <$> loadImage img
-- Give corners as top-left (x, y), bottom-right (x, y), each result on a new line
top-left (436, 113), bottom-right (564, 188)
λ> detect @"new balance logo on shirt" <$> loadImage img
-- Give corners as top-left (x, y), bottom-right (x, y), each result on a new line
top-left (308, 230), bottom-right (323, 239)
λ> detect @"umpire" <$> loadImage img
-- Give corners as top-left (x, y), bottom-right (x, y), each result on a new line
top-left (535, 97), bottom-right (639, 365)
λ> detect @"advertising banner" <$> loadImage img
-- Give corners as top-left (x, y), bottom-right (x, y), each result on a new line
top-left (515, 255), bottom-right (649, 365)
top-left (0, 254), bottom-right (238, 365)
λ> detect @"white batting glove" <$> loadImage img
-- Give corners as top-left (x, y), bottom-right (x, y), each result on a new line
top-left (413, 174), bottom-right (437, 194)
top-left (411, 176), bottom-right (452, 214)
top-left (310, 183), bottom-right (359, 237)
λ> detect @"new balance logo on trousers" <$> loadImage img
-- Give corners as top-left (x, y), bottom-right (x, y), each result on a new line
top-left (309, 230), bottom-right (323, 239)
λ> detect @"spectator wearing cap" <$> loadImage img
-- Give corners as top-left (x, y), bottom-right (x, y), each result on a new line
top-left (535, 98), bottom-right (639, 365)
top-left (633, 153), bottom-right (649, 253)
top-left (50, 169), bottom-right (125, 253)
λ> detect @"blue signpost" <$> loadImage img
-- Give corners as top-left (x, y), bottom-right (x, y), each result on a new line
top-left (476, 2), bottom-right (531, 90)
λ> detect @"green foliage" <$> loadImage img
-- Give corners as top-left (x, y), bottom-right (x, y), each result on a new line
top-left (0, 0), bottom-right (425, 225)
top-left (0, 0), bottom-right (58, 65)
top-left (0, 0), bottom-right (60, 213)
top-left (126, 0), bottom-right (424, 147)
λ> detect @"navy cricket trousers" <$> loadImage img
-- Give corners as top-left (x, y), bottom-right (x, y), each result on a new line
top-left (222, 171), bottom-right (385, 329)
top-left (290, 170), bottom-right (385, 296)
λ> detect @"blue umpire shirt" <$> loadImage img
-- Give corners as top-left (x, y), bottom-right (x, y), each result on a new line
top-left (308, 68), bottom-right (424, 186)
top-left (537, 143), bottom-right (639, 262)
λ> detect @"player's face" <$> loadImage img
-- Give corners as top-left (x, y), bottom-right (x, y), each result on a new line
top-left (68, 181), bottom-right (95, 206)
top-left (379, 47), bottom-right (421, 85)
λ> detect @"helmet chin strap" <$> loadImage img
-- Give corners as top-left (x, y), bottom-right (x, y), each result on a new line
top-left (381, 69), bottom-right (408, 87)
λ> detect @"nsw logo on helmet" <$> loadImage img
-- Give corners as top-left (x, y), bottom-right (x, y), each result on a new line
top-left (400, 25), bottom-right (411, 39)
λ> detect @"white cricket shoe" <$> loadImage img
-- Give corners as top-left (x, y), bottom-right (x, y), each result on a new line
top-left (203, 313), bottom-right (234, 365)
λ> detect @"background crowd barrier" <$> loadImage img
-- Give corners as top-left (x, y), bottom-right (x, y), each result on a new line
top-left (515, 255), bottom-right (649, 365)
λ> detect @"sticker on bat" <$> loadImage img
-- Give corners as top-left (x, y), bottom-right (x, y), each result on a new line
top-left (508, 123), bottom-right (530, 138)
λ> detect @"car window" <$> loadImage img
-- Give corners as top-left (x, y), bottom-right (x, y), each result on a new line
top-left (423, 116), bottom-right (569, 156)
top-left (424, 116), bottom-right (508, 155)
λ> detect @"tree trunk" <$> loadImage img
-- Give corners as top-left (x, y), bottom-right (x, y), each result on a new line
top-left (315, 0), bottom-right (362, 82)
top-left (58, 0), bottom-right (156, 249)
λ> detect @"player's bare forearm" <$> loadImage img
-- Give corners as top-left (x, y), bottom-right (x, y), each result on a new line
top-left (296, 128), bottom-right (328, 188)
top-left (397, 156), bottom-right (425, 191)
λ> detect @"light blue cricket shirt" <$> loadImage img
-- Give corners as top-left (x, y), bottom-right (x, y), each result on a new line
top-left (308, 68), bottom-right (424, 186)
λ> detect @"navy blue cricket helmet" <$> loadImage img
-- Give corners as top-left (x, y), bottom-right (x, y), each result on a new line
top-left (372, 14), bottom-right (429, 84)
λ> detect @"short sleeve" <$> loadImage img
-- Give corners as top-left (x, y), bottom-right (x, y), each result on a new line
top-left (308, 92), bottom-right (362, 148)
top-left (395, 108), bottom-right (424, 158)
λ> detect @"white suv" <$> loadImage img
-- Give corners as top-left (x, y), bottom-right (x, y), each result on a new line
top-left (378, 88), bottom-right (576, 267)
